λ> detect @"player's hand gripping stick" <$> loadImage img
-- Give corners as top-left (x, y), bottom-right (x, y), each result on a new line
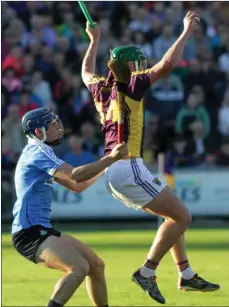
top-left (108, 60), bottom-right (131, 144)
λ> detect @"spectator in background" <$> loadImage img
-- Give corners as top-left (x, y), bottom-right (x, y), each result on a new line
top-left (3, 18), bottom-right (25, 47)
top-left (2, 68), bottom-right (22, 93)
top-left (143, 114), bottom-right (167, 167)
top-left (218, 41), bottom-right (229, 73)
top-left (133, 30), bottom-right (152, 59)
top-left (2, 46), bottom-right (24, 77)
top-left (186, 121), bottom-right (207, 164)
top-left (56, 36), bottom-right (80, 69)
top-left (31, 70), bottom-right (52, 106)
top-left (2, 88), bottom-right (11, 120)
top-left (21, 54), bottom-right (35, 84)
top-left (128, 5), bottom-right (152, 33)
top-left (184, 23), bottom-right (211, 60)
top-left (218, 89), bottom-right (229, 137)
top-left (64, 135), bottom-right (96, 167)
top-left (202, 152), bottom-right (217, 168)
top-left (165, 135), bottom-right (196, 171)
top-left (35, 45), bottom-right (53, 74)
top-left (216, 139), bottom-right (229, 166)
top-left (57, 11), bottom-right (75, 38)
top-left (145, 14), bottom-right (163, 42)
top-left (70, 24), bottom-right (85, 52)
top-left (96, 18), bottom-right (118, 62)
top-left (152, 24), bottom-right (177, 61)
top-left (81, 121), bottom-right (100, 156)
top-left (47, 51), bottom-right (65, 91)
top-left (28, 40), bottom-right (42, 61)
top-left (200, 53), bottom-right (226, 109)
top-left (19, 90), bottom-right (39, 117)
top-left (150, 74), bottom-right (184, 121)
top-left (2, 104), bottom-right (26, 154)
top-left (71, 74), bottom-right (91, 116)
top-left (183, 57), bottom-right (204, 94)
top-left (42, 14), bottom-right (57, 48)
top-left (22, 14), bottom-right (56, 49)
top-left (175, 92), bottom-right (211, 139)
top-left (54, 67), bottom-right (73, 103)
top-left (152, 2), bottom-right (166, 23)
top-left (2, 136), bottom-right (19, 170)
top-left (165, 3), bottom-right (184, 30)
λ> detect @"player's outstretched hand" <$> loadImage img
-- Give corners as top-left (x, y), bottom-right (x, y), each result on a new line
top-left (86, 21), bottom-right (100, 42)
top-left (183, 11), bottom-right (200, 34)
top-left (110, 142), bottom-right (128, 161)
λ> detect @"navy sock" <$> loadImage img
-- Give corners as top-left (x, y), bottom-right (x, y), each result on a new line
top-left (48, 299), bottom-right (63, 307)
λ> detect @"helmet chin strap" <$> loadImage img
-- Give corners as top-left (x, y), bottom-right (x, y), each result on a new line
top-left (28, 126), bottom-right (63, 146)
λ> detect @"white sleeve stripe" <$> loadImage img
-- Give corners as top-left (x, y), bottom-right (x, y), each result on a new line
top-left (38, 146), bottom-right (64, 166)
top-left (48, 168), bottom-right (57, 176)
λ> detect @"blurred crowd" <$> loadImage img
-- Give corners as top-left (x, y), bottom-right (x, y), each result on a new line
top-left (2, 1), bottom-right (229, 174)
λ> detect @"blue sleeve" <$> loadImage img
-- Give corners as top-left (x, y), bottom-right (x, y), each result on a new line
top-left (32, 146), bottom-right (65, 176)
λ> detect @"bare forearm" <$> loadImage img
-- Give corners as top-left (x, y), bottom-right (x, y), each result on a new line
top-left (82, 40), bottom-right (99, 77)
top-left (76, 172), bottom-right (104, 192)
top-left (54, 171), bottom-right (103, 193)
top-left (71, 156), bottom-right (114, 183)
top-left (162, 31), bottom-right (191, 68)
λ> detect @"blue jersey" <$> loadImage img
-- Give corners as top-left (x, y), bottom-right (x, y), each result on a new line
top-left (12, 138), bottom-right (65, 234)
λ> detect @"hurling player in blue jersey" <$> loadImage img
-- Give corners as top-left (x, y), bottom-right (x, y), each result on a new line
top-left (12, 108), bottom-right (128, 307)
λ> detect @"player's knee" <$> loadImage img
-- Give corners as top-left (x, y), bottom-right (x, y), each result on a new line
top-left (88, 257), bottom-right (105, 276)
top-left (68, 258), bottom-right (90, 276)
top-left (179, 209), bottom-right (192, 228)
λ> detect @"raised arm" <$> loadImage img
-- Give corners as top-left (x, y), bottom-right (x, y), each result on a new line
top-left (81, 22), bottom-right (100, 86)
top-left (149, 11), bottom-right (200, 84)
top-left (53, 143), bottom-right (127, 193)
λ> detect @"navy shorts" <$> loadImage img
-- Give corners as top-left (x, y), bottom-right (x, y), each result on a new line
top-left (12, 225), bottom-right (61, 263)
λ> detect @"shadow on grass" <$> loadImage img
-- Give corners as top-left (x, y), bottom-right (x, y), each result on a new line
top-left (2, 241), bottom-right (229, 251)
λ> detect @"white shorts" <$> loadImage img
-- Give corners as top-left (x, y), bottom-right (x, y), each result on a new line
top-left (105, 158), bottom-right (167, 210)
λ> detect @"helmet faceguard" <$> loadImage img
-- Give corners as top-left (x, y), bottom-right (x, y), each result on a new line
top-left (110, 45), bottom-right (147, 71)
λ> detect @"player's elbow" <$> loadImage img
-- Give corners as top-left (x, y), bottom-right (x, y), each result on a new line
top-left (71, 172), bottom-right (85, 183)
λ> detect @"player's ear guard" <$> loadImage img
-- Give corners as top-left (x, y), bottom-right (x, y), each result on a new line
top-left (108, 59), bottom-right (131, 93)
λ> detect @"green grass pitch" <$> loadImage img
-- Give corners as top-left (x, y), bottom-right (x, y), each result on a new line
top-left (2, 227), bottom-right (229, 306)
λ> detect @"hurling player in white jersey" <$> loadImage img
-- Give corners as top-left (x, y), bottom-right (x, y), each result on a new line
top-left (12, 108), bottom-right (128, 307)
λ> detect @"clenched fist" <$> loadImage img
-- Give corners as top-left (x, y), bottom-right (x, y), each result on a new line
top-left (183, 11), bottom-right (200, 34)
top-left (110, 142), bottom-right (128, 161)
top-left (85, 21), bottom-right (100, 42)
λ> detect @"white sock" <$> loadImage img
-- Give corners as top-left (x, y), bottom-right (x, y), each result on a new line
top-left (179, 266), bottom-right (196, 280)
top-left (140, 266), bottom-right (156, 278)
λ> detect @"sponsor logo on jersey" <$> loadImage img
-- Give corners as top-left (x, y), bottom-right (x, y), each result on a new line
top-left (153, 177), bottom-right (161, 186)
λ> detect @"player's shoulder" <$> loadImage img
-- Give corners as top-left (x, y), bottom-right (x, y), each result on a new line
top-left (87, 75), bottom-right (106, 85)
top-left (26, 139), bottom-right (61, 163)
top-left (131, 68), bottom-right (151, 77)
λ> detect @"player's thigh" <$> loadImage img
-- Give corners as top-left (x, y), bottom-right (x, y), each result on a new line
top-left (61, 234), bottom-right (104, 274)
top-left (106, 158), bottom-right (166, 209)
top-left (142, 186), bottom-right (191, 225)
top-left (35, 235), bottom-right (89, 274)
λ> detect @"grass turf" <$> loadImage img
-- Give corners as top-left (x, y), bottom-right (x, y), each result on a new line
top-left (2, 227), bottom-right (228, 306)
